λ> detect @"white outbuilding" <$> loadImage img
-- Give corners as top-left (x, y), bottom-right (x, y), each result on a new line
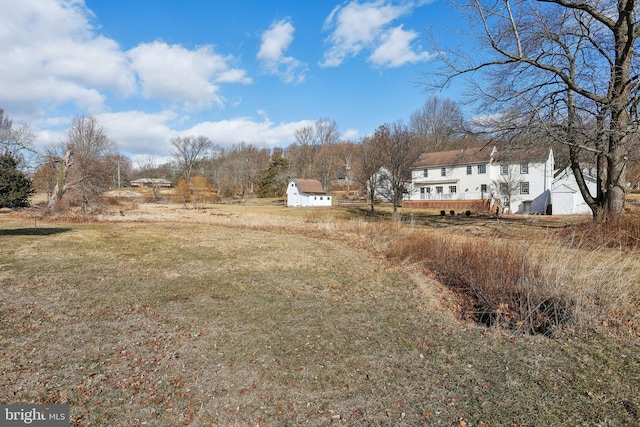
top-left (287, 179), bottom-right (332, 207)
top-left (551, 168), bottom-right (597, 215)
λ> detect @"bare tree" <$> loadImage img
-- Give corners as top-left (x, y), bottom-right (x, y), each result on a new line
top-left (1, 111), bottom-right (121, 211)
top-left (375, 122), bottom-right (424, 214)
top-left (63, 116), bottom-right (119, 211)
top-left (426, 0), bottom-right (640, 221)
top-left (292, 118), bottom-right (341, 179)
top-left (0, 109), bottom-right (36, 167)
top-left (223, 143), bottom-right (270, 198)
top-left (170, 135), bottom-right (213, 184)
top-left (410, 96), bottom-right (466, 152)
top-left (492, 165), bottom-right (523, 215)
top-left (353, 135), bottom-right (385, 214)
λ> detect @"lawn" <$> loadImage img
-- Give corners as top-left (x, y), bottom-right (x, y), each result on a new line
top-left (1, 204), bottom-right (639, 426)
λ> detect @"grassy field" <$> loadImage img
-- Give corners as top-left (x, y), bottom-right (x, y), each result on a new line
top-left (1, 201), bottom-right (639, 426)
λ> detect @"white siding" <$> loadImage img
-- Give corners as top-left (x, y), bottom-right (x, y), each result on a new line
top-left (409, 162), bottom-right (493, 201)
top-left (408, 149), bottom-right (557, 214)
top-left (552, 169), bottom-right (596, 215)
top-left (286, 181), bottom-right (332, 207)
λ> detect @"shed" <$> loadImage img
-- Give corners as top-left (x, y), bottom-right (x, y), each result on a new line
top-left (551, 168), bottom-right (597, 215)
top-left (287, 179), bottom-right (332, 207)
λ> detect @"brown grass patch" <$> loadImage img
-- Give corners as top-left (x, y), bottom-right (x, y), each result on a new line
top-left (1, 201), bottom-right (639, 425)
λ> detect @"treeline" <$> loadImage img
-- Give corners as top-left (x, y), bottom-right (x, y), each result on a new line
top-left (127, 98), bottom-right (475, 204)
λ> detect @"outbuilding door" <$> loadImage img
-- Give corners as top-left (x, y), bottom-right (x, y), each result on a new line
top-left (553, 191), bottom-right (575, 215)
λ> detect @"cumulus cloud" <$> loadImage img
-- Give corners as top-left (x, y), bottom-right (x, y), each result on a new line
top-left (257, 19), bottom-right (307, 84)
top-left (0, 0), bottom-right (253, 123)
top-left (128, 42), bottom-right (252, 111)
top-left (0, 0), bottom-right (136, 117)
top-left (188, 114), bottom-right (312, 148)
top-left (320, 0), bottom-right (432, 68)
top-left (369, 25), bottom-right (433, 67)
top-left (97, 110), bottom-right (179, 157)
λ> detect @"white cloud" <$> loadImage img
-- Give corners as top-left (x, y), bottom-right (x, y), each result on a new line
top-left (188, 114), bottom-right (312, 148)
top-left (95, 110), bottom-right (314, 157)
top-left (128, 41), bottom-right (252, 111)
top-left (257, 19), bottom-right (306, 84)
top-left (188, 118), bottom-right (310, 148)
top-left (369, 25), bottom-right (433, 67)
top-left (0, 0), bottom-right (254, 124)
top-left (320, 0), bottom-right (431, 68)
top-left (0, 0), bottom-right (136, 117)
top-left (97, 110), bottom-right (179, 157)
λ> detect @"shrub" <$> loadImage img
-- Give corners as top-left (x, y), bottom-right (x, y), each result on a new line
top-left (387, 231), bottom-right (575, 335)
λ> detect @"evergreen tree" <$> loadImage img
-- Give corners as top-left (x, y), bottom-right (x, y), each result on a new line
top-left (257, 150), bottom-right (291, 198)
top-left (0, 152), bottom-right (34, 208)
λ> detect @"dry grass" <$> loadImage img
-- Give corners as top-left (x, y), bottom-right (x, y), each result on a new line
top-left (1, 200), bottom-right (640, 425)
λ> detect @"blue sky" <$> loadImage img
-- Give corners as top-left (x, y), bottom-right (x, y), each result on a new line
top-left (1, 0), bottom-right (467, 164)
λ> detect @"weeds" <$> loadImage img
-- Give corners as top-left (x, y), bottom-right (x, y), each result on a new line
top-left (383, 224), bottom-right (639, 336)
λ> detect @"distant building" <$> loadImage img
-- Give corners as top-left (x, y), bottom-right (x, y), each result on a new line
top-left (130, 178), bottom-right (172, 188)
top-left (287, 179), bottom-right (332, 207)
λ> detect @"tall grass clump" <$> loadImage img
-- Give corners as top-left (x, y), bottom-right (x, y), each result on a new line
top-left (387, 231), bottom-right (574, 334)
top-left (386, 226), bottom-right (640, 335)
top-left (565, 209), bottom-right (640, 250)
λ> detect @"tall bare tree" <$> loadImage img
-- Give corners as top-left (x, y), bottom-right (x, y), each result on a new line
top-left (375, 121), bottom-right (424, 213)
top-left (427, 0), bottom-right (640, 220)
top-left (292, 118), bottom-right (341, 179)
top-left (62, 116), bottom-right (119, 211)
top-left (170, 135), bottom-right (213, 184)
top-left (1, 111), bottom-right (122, 211)
top-left (410, 96), bottom-right (466, 152)
top-left (353, 135), bottom-right (385, 213)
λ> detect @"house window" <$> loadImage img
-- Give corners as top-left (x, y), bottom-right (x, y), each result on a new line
top-left (500, 164), bottom-right (509, 175)
top-left (520, 163), bottom-right (529, 174)
top-left (449, 185), bottom-right (457, 193)
top-left (426, 187), bottom-right (431, 193)
top-left (423, 169), bottom-right (428, 177)
top-left (441, 167), bottom-right (446, 177)
top-left (478, 164), bottom-right (487, 174)
top-left (499, 183), bottom-right (509, 194)
top-left (436, 186), bottom-right (443, 194)
top-left (480, 184), bottom-right (487, 193)
top-left (520, 182), bottom-right (529, 194)
top-left (466, 165), bottom-right (472, 175)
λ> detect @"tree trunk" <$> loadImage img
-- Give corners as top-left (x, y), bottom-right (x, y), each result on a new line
top-left (48, 149), bottom-right (73, 210)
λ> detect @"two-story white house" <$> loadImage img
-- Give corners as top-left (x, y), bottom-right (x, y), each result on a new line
top-left (405, 145), bottom-right (555, 214)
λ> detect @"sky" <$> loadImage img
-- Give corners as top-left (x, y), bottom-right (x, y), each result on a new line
top-left (0, 0), bottom-right (468, 165)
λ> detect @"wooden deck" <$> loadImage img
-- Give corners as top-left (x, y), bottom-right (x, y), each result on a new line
top-left (403, 199), bottom-right (492, 212)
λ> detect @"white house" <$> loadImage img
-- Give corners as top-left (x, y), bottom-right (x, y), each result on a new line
top-left (551, 168), bottom-right (597, 215)
top-left (287, 179), bottom-right (332, 207)
top-left (406, 145), bottom-right (555, 214)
